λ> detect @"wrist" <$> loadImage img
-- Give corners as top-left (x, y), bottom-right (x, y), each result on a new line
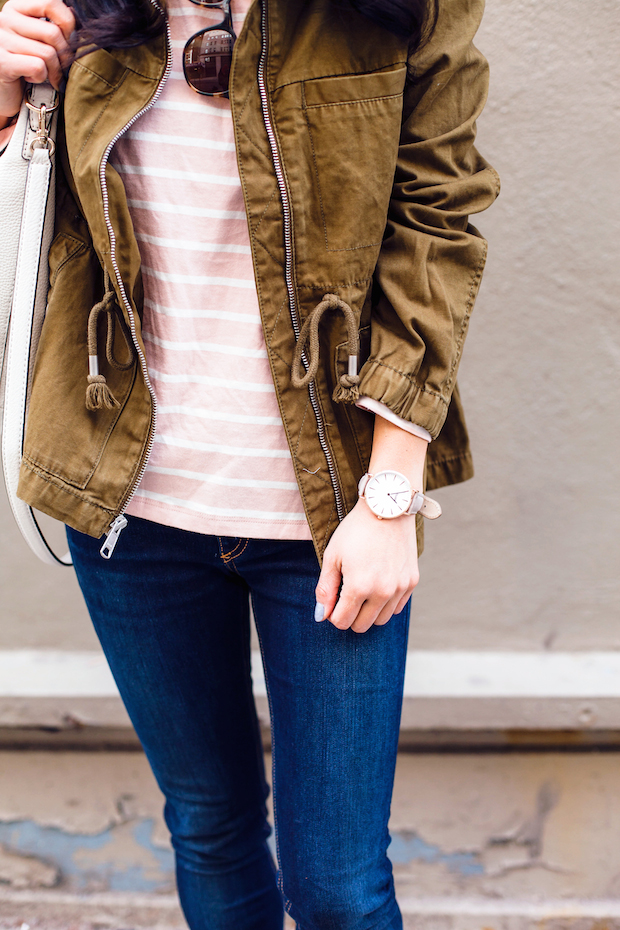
top-left (368, 417), bottom-right (427, 488)
top-left (0, 112), bottom-right (18, 131)
top-left (0, 77), bottom-right (26, 125)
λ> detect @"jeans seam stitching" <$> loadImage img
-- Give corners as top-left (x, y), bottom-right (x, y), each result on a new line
top-left (253, 619), bottom-right (293, 914)
top-left (220, 538), bottom-right (246, 562)
top-left (232, 537), bottom-right (250, 562)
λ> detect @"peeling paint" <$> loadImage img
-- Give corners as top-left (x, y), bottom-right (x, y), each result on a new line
top-left (0, 816), bottom-right (488, 892)
top-left (0, 842), bottom-right (59, 889)
top-left (0, 819), bottom-right (174, 892)
top-left (489, 781), bottom-right (560, 859)
top-left (482, 780), bottom-right (569, 877)
top-left (388, 831), bottom-right (484, 876)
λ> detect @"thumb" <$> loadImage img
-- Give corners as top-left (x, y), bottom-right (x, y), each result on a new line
top-left (314, 551), bottom-right (341, 622)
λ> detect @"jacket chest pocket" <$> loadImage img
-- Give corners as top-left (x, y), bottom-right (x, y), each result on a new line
top-left (302, 67), bottom-right (406, 253)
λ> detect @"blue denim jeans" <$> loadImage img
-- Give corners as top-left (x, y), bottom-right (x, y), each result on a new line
top-left (67, 517), bottom-right (409, 930)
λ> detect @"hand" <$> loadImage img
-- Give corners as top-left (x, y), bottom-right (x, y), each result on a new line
top-left (315, 498), bottom-right (420, 634)
top-left (315, 414), bottom-right (427, 634)
top-left (0, 0), bottom-right (75, 121)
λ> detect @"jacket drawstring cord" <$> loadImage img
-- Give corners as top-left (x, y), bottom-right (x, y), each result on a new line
top-left (291, 294), bottom-right (360, 404)
top-left (86, 271), bottom-right (135, 411)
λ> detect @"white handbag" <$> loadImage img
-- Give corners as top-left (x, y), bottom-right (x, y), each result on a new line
top-left (0, 83), bottom-right (72, 566)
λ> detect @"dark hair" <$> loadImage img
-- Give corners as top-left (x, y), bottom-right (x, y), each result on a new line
top-left (349, 0), bottom-right (437, 51)
top-left (66, 0), bottom-right (436, 57)
top-left (66, 0), bottom-right (166, 54)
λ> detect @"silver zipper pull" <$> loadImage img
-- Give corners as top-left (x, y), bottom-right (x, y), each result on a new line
top-left (100, 515), bottom-right (128, 560)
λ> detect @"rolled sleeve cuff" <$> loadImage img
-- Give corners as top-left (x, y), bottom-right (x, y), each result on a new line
top-left (357, 358), bottom-right (449, 438)
top-left (356, 396), bottom-right (432, 442)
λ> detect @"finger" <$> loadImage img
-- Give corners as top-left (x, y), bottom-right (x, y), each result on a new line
top-left (0, 33), bottom-right (60, 86)
top-left (331, 572), bottom-right (406, 630)
top-left (328, 587), bottom-right (367, 630)
top-left (44, 0), bottom-right (76, 43)
top-left (3, 7), bottom-right (70, 57)
top-left (393, 569), bottom-right (419, 616)
top-left (315, 554), bottom-right (342, 622)
top-left (3, 0), bottom-right (75, 42)
top-left (0, 47), bottom-right (49, 86)
top-left (392, 591), bottom-right (412, 617)
top-left (371, 594), bottom-right (404, 628)
top-left (379, 576), bottom-right (418, 623)
top-left (349, 592), bottom-right (403, 633)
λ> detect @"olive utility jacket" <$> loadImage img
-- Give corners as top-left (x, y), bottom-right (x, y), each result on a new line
top-left (8, 0), bottom-right (500, 559)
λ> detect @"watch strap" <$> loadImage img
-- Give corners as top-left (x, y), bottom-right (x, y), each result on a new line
top-left (358, 472), bottom-right (371, 497)
top-left (412, 494), bottom-right (442, 520)
top-left (358, 473), bottom-right (442, 520)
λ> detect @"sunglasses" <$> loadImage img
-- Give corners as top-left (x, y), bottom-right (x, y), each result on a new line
top-left (183, 0), bottom-right (237, 98)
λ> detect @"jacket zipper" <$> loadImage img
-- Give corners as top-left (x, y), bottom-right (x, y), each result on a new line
top-left (102, 0), bottom-right (345, 557)
top-left (256, 0), bottom-right (346, 523)
top-left (98, 3), bottom-right (172, 559)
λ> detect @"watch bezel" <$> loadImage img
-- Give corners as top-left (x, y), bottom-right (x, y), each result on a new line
top-left (362, 469), bottom-right (413, 520)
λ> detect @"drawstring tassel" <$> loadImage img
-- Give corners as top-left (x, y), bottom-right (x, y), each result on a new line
top-left (86, 358), bottom-right (121, 411)
top-left (291, 293), bottom-right (361, 405)
top-left (332, 354), bottom-right (360, 404)
top-left (85, 272), bottom-right (135, 411)
top-left (86, 376), bottom-right (121, 410)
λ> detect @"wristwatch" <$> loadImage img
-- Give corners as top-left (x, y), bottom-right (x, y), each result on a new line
top-left (358, 470), bottom-right (442, 520)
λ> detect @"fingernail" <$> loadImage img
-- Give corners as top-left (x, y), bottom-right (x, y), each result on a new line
top-left (314, 602), bottom-right (325, 622)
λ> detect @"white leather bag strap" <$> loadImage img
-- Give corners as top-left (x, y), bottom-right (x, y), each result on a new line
top-left (1, 85), bottom-right (72, 566)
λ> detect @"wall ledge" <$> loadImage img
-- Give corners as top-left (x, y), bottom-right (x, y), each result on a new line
top-left (4, 889), bottom-right (620, 929)
top-left (3, 649), bottom-right (620, 748)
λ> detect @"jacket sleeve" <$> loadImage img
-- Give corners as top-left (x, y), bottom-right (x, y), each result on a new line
top-left (357, 0), bottom-right (500, 439)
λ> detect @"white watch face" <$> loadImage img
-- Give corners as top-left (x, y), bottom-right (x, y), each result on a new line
top-left (364, 471), bottom-right (412, 519)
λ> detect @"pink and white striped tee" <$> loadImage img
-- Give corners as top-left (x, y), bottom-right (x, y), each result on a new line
top-left (115, 0), bottom-right (313, 540)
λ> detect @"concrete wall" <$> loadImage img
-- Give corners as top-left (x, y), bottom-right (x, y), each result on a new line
top-left (5, 751), bottom-right (620, 927)
top-left (413, 0), bottom-right (620, 650)
top-left (5, 750), bottom-right (620, 900)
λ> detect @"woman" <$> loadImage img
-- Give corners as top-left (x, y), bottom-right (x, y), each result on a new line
top-left (0, 0), bottom-right (499, 926)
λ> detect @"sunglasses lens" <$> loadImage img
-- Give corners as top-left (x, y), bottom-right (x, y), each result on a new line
top-left (184, 29), bottom-right (233, 95)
